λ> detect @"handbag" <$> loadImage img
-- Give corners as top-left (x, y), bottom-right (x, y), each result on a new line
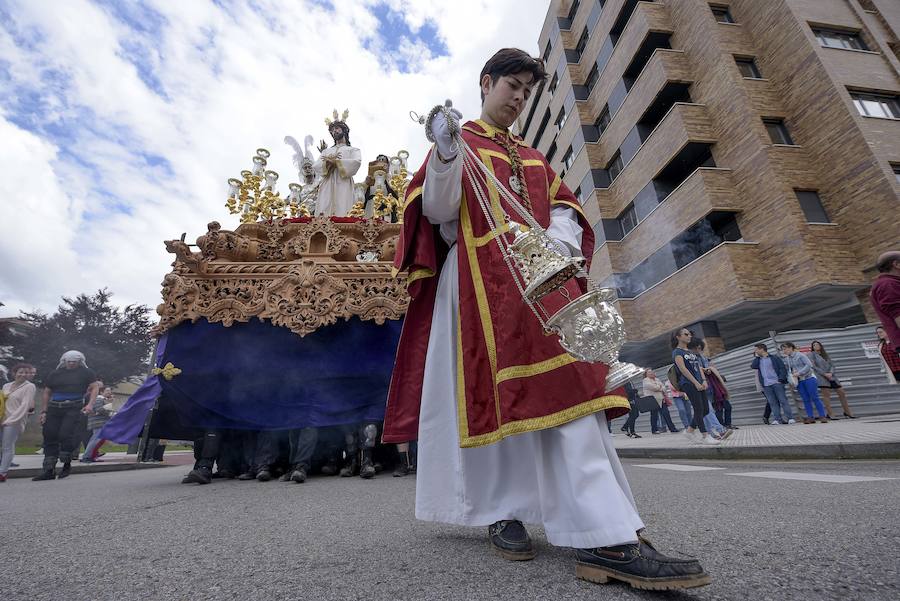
top-left (786, 358), bottom-right (798, 387)
top-left (636, 395), bottom-right (659, 413)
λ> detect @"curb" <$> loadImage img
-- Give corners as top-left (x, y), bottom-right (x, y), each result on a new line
top-left (615, 442), bottom-right (900, 461)
top-left (7, 461), bottom-right (173, 479)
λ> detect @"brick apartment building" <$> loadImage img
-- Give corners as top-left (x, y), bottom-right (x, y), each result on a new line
top-left (517, 0), bottom-right (900, 367)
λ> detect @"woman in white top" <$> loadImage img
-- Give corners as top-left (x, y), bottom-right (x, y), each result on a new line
top-left (642, 369), bottom-right (680, 433)
top-left (1, 363), bottom-right (37, 481)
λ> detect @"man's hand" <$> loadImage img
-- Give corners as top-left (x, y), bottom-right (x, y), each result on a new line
top-left (432, 107), bottom-right (463, 162)
top-left (82, 405), bottom-right (93, 415)
top-left (698, 382), bottom-right (708, 391)
top-left (39, 412), bottom-right (47, 425)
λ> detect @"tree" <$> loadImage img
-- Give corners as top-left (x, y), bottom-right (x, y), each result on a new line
top-left (9, 289), bottom-right (154, 387)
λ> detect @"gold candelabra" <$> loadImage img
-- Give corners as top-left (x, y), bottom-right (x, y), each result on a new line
top-left (225, 148), bottom-right (307, 223)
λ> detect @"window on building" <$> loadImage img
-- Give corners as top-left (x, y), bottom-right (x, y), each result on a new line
top-left (795, 190), bottom-right (831, 223)
top-left (607, 151), bottom-right (624, 182)
top-left (892, 163), bottom-right (900, 184)
top-left (595, 105), bottom-right (611, 136)
top-left (710, 5), bottom-right (734, 24)
top-left (850, 91), bottom-right (900, 119)
top-left (585, 63), bottom-right (599, 94)
top-left (735, 57), bottom-right (762, 78)
top-left (619, 203), bottom-right (638, 235)
top-left (567, 0), bottom-right (581, 21)
top-left (555, 107), bottom-right (568, 132)
top-left (813, 28), bottom-right (868, 51)
top-left (575, 27), bottom-right (589, 58)
top-left (543, 39), bottom-right (553, 62)
top-left (763, 118), bottom-right (795, 145)
top-left (548, 73), bottom-right (559, 96)
top-left (563, 146), bottom-right (575, 170)
top-left (574, 186), bottom-right (583, 204)
top-left (546, 140), bottom-right (558, 162)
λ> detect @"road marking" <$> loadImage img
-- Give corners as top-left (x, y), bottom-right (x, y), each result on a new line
top-left (727, 471), bottom-right (895, 483)
top-left (634, 464), bottom-right (726, 472)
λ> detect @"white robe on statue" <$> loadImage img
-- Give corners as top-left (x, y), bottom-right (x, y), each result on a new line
top-left (313, 142), bottom-right (361, 217)
top-left (414, 151), bottom-right (645, 549)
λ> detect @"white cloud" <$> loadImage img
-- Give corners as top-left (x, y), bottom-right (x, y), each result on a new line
top-left (0, 0), bottom-right (548, 316)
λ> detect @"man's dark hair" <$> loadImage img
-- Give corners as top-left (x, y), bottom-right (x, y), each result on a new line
top-left (754, 343), bottom-right (768, 351)
top-left (329, 121), bottom-right (351, 146)
top-left (781, 341), bottom-right (797, 350)
top-left (687, 339), bottom-right (703, 351)
top-left (876, 251), bottom-right (900, 273)
top-left (479, 48), bottom-right (547, 102)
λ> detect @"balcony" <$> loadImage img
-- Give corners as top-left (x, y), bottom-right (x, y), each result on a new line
top-left (597, 102), bottom-right (716, 216)
top-left (580, 2), bottom-right (673, 119)
top-left (615, 242), bottom-right (769, 341)
top-left (599, 168), bottom-right (738, 275)
top-left (588, 49), bottom-right (691, 165)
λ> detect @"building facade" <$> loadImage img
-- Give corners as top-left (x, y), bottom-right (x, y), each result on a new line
top-left (518, 0), bottom-right (900, 367)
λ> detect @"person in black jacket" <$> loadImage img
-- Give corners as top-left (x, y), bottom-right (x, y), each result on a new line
top-left (34, 350), bottom-right (99, 480)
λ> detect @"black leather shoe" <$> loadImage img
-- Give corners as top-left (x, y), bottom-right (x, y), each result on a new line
top-left (57, 462), bottom-right (72, 479)
top-left (488, 520), bottom-right (536, 561)
top-left (184, 467), bottom-right (212, 485)
top-left (32, 469), bottom-right (56, 481)
top-left (575, 539), bottom-right (710, 591)
top-left (290, 466), bottom-right (307, 483)
top-left (256, 469), bottom-right (272, 482)
top-left (237, 471), bottom-right (255, 480)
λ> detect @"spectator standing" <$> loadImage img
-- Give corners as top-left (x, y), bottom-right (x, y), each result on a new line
top-left (33, 350), bottom-right (99, 481)
top-left (641, 369), bottom-right (679, 433)
top-left (1, 363), bottom-right (37, 482)
top-left (619, 382), bottom-right (643, 438)
top-left (870, 251), bottom-right (900, 354)
top-left (876, 326), bottom-right (900, 384)
top-left (671, 329), bottom-right (718, 445)
top-left (780, 342), bottom-right (828, 423)
top-left (687, 340), bottom-right (733, 440)
top-left (694, 339), bottom-right (736, 430)
top-left (808, 341), bottom-right (855, 419)
top-left (81, 386), bottom-right (114, 462)
top-left (751, 344), bottom-right (795, 424)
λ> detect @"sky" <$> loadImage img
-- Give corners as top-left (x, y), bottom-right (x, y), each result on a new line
top-left (0, 0), bottom-right (549, 317)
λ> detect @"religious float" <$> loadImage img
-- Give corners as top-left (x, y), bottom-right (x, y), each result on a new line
top-left (102, 111), bottom-right (416, 466)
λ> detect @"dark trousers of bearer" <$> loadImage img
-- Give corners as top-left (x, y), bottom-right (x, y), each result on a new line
top-left (42, 403), bottom-right (84, 470)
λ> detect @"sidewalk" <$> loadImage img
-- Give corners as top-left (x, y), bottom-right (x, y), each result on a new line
top-left (613, 413), bottom-right (900, 460)
top-left (5, 450), bottom-right (195, 479)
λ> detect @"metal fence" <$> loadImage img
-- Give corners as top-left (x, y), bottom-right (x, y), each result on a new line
top-left (619, 322), bottom-right (900, 431)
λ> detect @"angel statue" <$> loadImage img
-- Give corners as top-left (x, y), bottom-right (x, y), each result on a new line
top-left (284, 134), bottom-right (321, 214)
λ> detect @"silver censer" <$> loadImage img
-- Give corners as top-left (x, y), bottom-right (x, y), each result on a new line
top-left (508, 221), bottom-right (644, 391)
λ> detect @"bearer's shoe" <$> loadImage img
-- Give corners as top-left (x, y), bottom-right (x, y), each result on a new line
top-left (359, 449), bottom-right (376, 479)
top-left (237, 471), bottom-right (255, 480)
top-left (488, 520), bottom-right (536, 561)
top-left (32, 469), bottom-right (56, 481)
top-left (290, 466), bottom-right (308, 483)
top-left (339, 455), bottom-right (358, 478)
top-left (392, 451), bottom-right (410, 477)
top-left (256, 469), bottom-right (272, 482)
top-left (57, 462), bottom-right (72, 479)
top-left (575, 539), bottom-right (711, 591)
top-left (184, 467), bottom-right (212, 485)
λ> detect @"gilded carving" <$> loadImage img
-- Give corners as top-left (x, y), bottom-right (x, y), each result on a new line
top-left (156, 218), bottom-right (409, 336)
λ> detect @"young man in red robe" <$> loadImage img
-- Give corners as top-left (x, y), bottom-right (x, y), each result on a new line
top-left (383, 48), bottom-right (710, 591)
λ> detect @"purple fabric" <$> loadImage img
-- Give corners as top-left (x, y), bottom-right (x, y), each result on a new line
top-left (97, 335), bottom-right (167, 444)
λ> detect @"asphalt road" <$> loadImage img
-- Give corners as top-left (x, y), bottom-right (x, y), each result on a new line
top-left (4, 459), bottom-right (899, 601)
